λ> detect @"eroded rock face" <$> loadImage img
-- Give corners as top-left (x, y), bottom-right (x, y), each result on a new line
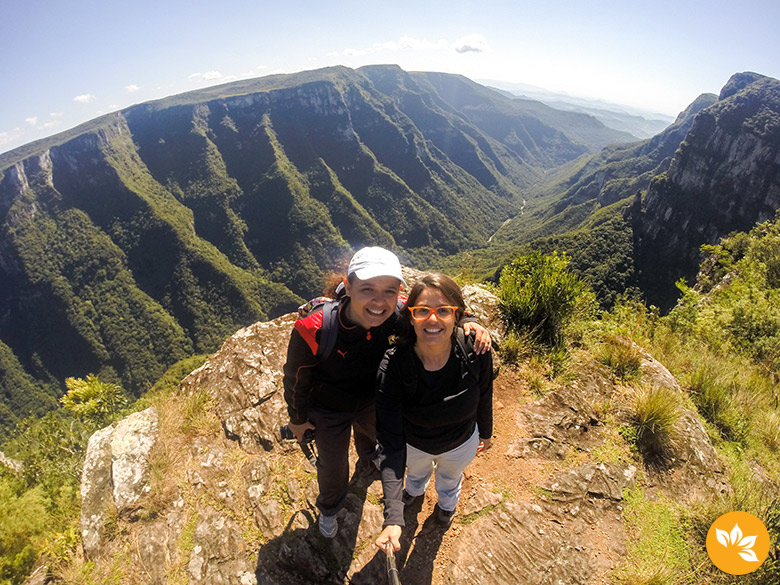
top-left (80, 407), bottom-right (159, 559)
top-left (445, 501), bottom-right (593, 585)
top-left (509, 358), bottom-right (613, 460)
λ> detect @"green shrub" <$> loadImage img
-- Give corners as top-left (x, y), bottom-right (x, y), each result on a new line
top-left (685, 366), bottom-right (731, 426)
top-left (498, 250), bottom-right (595, 348)
top-left (60, 375), bottom-right (129, 429)
top-left (498, 330), bottom-right (529, 366)
top-left (0, 481), bottom-right (50, 585)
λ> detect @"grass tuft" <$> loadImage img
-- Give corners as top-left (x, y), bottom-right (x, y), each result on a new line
top-left (630, 385), bottom-right (682, 466)
top-left (598, 335), bottom-right (644, 383)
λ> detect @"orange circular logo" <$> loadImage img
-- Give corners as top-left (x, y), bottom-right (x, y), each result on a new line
top-left (706, 511), bottom-right (770, 575)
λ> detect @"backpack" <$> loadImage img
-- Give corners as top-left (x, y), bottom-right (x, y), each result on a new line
top-left (297, 292), bottom-right (405, 361)
top-left (381, 327), bottom-right (481, 399)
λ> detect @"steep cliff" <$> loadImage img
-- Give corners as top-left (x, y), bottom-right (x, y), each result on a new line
top-left (634, 72), bottom-right (780, 308)
top-left (0, 66), bottom-right (631, 429)
top-left (476, 73), bottom-right (780, 313)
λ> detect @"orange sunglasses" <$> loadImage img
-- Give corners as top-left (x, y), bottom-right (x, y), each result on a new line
top-left (408, 305), bottom-right (459, 321)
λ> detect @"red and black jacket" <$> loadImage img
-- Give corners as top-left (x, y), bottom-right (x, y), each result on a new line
top-left (283, 297), bottom-right (400, 424)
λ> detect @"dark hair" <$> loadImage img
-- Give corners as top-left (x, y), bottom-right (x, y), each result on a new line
top-left (322, 271), bottom-right (346, 297)
top-left (321, 251), bottom-right (353, 296)
top-left (398, 273), bottom-right (465, 345)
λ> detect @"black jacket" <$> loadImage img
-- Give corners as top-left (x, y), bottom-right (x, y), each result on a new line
top-left (376, 331), bottom-right (493, 526)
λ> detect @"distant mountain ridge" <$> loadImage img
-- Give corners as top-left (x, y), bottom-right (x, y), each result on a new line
top-left (0, 65), bottom-right (632, 437)
top-left (457, 72), bottom-right (780, 310)
top-left (2, 66), bottom-right (779, 437)
top-left (479, 78), bottom-right (675, 139)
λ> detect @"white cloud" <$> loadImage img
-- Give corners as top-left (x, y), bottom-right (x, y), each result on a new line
top-left (454, 34), bottom-right (488, 54)
top-left (49, 112), bottom-right (63, 118)
top-left (331, 35), bottom-right (449, 58)
top-left (189, 70), bottom-right (239, 85)
top-left (125, 84), bottom-right (140, 92)
top-left (0, 128), bottom-right (25, 148)
top-left (190, 70), bottom-right (224, 81)
top-left (74, 93), bottom-right (96, 104)
top-left (42, 120), bottom-right (61, 130)
top-left (25, 117), bottom-right (38, 127)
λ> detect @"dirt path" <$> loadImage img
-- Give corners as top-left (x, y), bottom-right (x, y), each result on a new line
top-left (392, 367), bottom-right (548, 584)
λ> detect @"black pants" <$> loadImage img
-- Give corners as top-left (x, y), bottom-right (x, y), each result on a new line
top-left (308, 403), bottom-right (377, 516)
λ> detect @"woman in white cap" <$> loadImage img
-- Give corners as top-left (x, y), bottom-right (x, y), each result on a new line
top-left (282, 247), bottom-right (490, 538)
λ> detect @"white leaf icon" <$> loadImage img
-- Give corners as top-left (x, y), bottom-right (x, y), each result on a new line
top-left (739, 549), bottom-right (760, 563)
top-left (714, 522), bottom-right (761, 562)
top-left (738, 535), bottom-right (757, 549)
top-left (730, 523), bottom-right (743, 544)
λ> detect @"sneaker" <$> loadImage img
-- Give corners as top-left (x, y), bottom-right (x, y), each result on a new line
top-left (437, 507), bottom-right (456, 527)
top-left (402, 490), bottom-right (421, 506)
top-left (319, 513), bottom-right (338, 538)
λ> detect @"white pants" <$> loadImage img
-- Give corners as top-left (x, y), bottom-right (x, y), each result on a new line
top-left (404, 427), bottom-right (480, 512)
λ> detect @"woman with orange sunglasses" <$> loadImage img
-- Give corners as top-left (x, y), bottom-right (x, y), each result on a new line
top-left (374, 273), bottom-right (494, 552)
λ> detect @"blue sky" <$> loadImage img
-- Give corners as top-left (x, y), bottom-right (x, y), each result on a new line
top-left (2, 0), bottom-right (779, 156)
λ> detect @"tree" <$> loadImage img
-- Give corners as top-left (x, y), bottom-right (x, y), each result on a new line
top-left (60, 374), bottom-right (128, 428)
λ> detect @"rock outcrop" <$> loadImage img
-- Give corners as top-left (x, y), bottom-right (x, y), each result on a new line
top-left (76, 283), bottom-right (727, 584)
top-left (81, 407), bottom-right (159, 558)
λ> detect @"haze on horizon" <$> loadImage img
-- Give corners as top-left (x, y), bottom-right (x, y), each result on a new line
top-left (2, 0), bottom-right (779, 156)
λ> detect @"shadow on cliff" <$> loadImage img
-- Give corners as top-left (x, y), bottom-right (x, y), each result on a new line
top-left (254, 466), bottom-right (380, 584)
top-left (349, 497), bottom-right (446, 585)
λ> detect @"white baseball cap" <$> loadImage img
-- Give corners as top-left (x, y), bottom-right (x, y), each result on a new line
top-left (347, 247), bottom-right (405, 285)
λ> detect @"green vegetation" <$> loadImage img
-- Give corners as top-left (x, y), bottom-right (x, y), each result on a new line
top-left (613, 487), bottom-right (691, 585)
top-left (0, 357), bottom-right (203, 585)
top-left (0, 374), bottom-right (114, 585)
top-left (0, 341), bottom-right (58, 442)
top-left (596, 222), bottom-right (780, 582)
top-left (498, 250), bottom-right (596, 348)
top-left (497, 230), bottom-right (780, 583)
top-left (629, 385), bottom-right (682, 465)
top-left (597, 334), bottom-right (644, 383)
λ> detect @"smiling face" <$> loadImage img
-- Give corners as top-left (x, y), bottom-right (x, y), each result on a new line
top-left (410, 286), bottom-right (456, 349)
top-left (344, 275), bottom-right (402, 330)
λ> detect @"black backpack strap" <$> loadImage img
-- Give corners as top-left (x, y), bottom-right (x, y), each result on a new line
top-left (378, 345), bottom-right (418, 401)
top-left (454, 327), bottom-right (480, 383)
top-left (315, 300), bottom-right (341, 360)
